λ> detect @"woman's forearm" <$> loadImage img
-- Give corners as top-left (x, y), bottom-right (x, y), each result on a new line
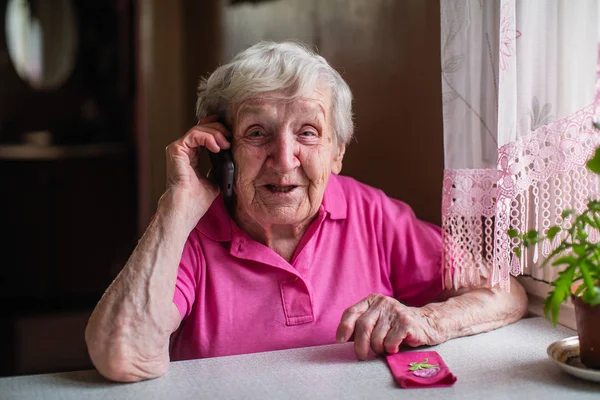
top-left (422, 277), bottom-right (529, 343)
top-left (85, 190), bottom-right (196, 382)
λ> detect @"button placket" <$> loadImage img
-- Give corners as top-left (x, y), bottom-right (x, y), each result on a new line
top-left (279, 276), bottom-right (314, 326)
top-left (227, 220), bottom-right (322, 326)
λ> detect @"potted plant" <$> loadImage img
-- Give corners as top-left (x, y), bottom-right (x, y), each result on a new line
top-left (509, 126), bottom-right (600, 369)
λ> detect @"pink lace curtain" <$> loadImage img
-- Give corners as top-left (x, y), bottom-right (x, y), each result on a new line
top-left (440, 0), bottom-right (600, 290)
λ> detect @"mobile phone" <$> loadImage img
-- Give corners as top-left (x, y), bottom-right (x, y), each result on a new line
top-left (208, 146), bottom-right (235, 199)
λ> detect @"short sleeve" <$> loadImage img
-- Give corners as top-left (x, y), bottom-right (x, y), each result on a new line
top-left (379, 193), bottom-right (444, 307)
top-left (172, 230), bottom-right (202, 320)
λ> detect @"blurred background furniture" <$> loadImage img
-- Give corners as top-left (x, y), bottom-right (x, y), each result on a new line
top-left (0, 0), bottom-right (137, 375)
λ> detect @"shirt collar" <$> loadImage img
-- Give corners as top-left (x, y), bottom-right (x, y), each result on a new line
top-left (196, 173), bottom-right (347, 242)
top-left (321, 173), bottom-right (347, 220)
top-left (196, 194), bottom-right (233, 242)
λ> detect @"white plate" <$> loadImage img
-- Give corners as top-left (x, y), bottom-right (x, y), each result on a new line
top-left (547, 336), bottom-right (600, 383)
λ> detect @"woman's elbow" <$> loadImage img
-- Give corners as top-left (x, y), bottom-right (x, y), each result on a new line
top-left (95, 357), bottom-right (168, 383)
top-left (85, 325), bottom-right (168, 383)
top-left (87, 346), bottom-right (169, 383)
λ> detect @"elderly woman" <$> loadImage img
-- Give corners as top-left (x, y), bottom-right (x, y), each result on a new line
top-left (85, 41), bottom-right (528, 382)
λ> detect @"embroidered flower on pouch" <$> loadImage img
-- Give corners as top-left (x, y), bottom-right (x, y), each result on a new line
top-left (412, 367), bottom-right (441, 378)
top-left (408, 358), bottom-right (440, 378)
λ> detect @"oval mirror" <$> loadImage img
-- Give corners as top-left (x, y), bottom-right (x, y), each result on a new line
top-left (5, 0), bottom-right (78, 91)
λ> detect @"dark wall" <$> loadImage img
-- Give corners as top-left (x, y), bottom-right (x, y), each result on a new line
top-left (0, 0), bottom-right (137, 376)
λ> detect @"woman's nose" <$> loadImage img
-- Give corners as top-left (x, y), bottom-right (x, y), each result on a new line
top-left (268, 135), bottom-right (300, 173)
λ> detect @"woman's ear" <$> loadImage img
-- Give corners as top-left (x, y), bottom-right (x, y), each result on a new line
top-left (331, 145), bottom-right (346, 174)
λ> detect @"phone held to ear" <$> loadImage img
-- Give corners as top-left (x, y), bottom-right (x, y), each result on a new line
top-left (208, 145), bottom-right (235, 200)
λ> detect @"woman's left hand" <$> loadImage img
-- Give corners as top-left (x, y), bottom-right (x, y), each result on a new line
top-left (336, 293), bottom-right (443, 360)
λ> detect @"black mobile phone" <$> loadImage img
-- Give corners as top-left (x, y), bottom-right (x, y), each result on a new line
top-left (208, 147), bottom-right (235, 199)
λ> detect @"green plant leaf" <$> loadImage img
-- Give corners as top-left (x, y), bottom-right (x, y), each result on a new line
top-left (514, 247), bottom-right (521, 258)
top-left (543, 289), bottom-right (563, 326)
top-left (525, 230), bottom-right (541, 245)
top-left (547, 226), bottom-right (561, 241)
top-left (508, 228), bottom-right (520, 239)
top-left (593, 213), bottom-right (600, 230)
top-left (543, 266), bottom-right (575, 325)
top-left (580, 260), bottom-right (597, 298)
top-left (589, 201), bottom-right (600, 212)
top-left (574, 282), bottom-right (586, 296)
top-left (573, 245), bottom-right (586, 257)
top-left (586, 147), bottom-right (600, 174)
top-left (582, 286), bottom-right (600, 306)
top-left (575, 228), bottom-right (588, 241)
top-left (582, 215), bottom-right (598, 229)
top-left (551, 256), bottom-right (579, 267)
top-left (542, 242), bottom-right (572, 267)
top-left (561, 209), bottom-right (575, 219)
top-left (594, 121), bottom-right (600, 131)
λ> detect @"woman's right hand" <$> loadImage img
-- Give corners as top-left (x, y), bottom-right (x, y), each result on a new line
top-left (87, 116), bottom-right (231, 382)
top-left (163, 115), bottom-right (232, 224)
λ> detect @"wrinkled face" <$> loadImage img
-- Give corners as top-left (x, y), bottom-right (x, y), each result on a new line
top-left (231, 88), bottom-right (345, 228)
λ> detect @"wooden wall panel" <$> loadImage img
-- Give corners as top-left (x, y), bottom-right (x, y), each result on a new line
top-left (317, 0), bottom-right (443, 224)
top-left (136, 0), bottom-right (187, 229)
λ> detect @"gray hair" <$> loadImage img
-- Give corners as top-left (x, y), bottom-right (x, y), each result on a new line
top-left (195, 41), bottom-right (354, 146)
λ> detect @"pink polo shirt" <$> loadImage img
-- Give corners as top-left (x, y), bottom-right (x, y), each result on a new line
top-left (169, 174), bottom-right (443, 361)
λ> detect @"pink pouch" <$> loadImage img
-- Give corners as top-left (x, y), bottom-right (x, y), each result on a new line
top-left (386, 351), bottom-right (457, 388)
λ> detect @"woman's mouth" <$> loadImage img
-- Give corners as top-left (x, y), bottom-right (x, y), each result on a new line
top-left (265, 184), bottom-right (297, 193)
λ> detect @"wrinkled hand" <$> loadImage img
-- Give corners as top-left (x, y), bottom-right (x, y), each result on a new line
top-left (163, 115), bottom-right (231, 221)
top-left (336, 293), bottom-right (441, 360)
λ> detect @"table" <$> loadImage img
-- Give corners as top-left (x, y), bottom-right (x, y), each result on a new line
top-left (1, 317), bottom-right (598, 399)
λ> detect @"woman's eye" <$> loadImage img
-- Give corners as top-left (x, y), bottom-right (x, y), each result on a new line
top-left (249, 130), bottom-right (264, 137)
top-left (300, 130), bottom-right (316, 137)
